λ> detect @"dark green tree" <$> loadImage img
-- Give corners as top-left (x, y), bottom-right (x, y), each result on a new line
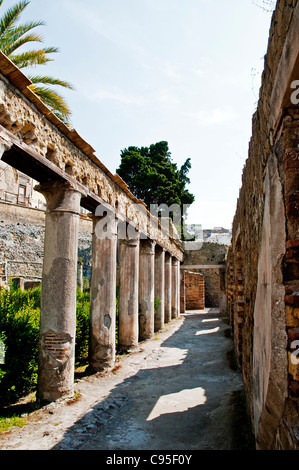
top-left (116, 141), bottom-right (195, 238)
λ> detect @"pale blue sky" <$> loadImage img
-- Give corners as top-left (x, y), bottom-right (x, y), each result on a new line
top-left (19, 0), bottom-right (273, 229)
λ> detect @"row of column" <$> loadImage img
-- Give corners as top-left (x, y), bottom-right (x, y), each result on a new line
top-left (36, 182), bottom-right (180, 402)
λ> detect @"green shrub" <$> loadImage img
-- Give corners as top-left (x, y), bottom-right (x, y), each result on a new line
top-left (75, 288), bottom-right (90, 365)
top-left (0, 286), bottom-right (40, 405)
top-left (0, 284), bottom-right (91, 405)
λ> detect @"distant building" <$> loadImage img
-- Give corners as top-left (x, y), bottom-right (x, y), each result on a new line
top-left (186, 224), bottom-right (203, 240)
top-left (0, 163), bottom-right (89, 215)
top-left (0, 162), bottom-right (46, 209)
top-left (205, 232), bottom-right (232, 245)
top-left (187, 224), bottom-right (232, 245)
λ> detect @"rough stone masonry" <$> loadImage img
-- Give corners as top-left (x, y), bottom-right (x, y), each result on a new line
top-left (0, 49), bottom-right (183, 403)
top-left (226, 0), bottom-right (299, 450)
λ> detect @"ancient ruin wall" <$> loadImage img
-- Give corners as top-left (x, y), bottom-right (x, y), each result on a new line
top-left (0, 201), bottom-right (92, 284)
top-left (0, 54), bottom-right (183, 261)
top-left (183, 243), bottom-right (226, 308)
top-left (226, 0), bottom-right (299, 449)
top-left (184, 271), bottom-right (205, 310)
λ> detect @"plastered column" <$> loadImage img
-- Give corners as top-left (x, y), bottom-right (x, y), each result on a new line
top-left (172, 258), bottom-right (179, 319)
top-left (177, 260), bottom-right (181, 318)
top-left (139, 239), bottom-right (155, 340)
top-left (89, 213), bottom-right (117, 371)
top-left (164, 253), bottom-right (172, 323)
top-left (154, 246), bottom-right (165, 331)
top-left (35, 181), bottom-right (82, 402)
top-left (118, 234), bottom-right (140, 352)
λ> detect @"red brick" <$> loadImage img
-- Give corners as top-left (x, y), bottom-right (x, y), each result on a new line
top-left (290, 381), bottom-right (299, 397)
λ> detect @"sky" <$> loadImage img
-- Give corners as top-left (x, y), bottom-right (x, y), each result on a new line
top-left (18, 0), bottom-right (274, 229)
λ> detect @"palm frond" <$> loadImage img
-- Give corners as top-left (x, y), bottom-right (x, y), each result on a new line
top-left (9, 47), bottom-right (58, 68)
top-left (0, 1), bottom-right (74, 125)
top-left (28, 74), bottom-right (74, 90)
top-left (0, 1), bottom-right (30, 38)
top-left (2, 32), bottom-right (43, 55)
top-left (29, 84), bottom-right (72, 122)
top-left (0, 20), bottom-right (44, 49)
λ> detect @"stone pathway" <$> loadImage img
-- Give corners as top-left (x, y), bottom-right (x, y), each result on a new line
top-left (0, 310), bottom-right (254, 450)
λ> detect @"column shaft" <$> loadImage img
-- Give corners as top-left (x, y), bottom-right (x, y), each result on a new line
top-left (36, 181), bottom-right (81, 402)
top-left (154, 246), bottom-right (165, 331)
top-left (172, 258), bottom-right (179, 319)
top-left (164, 253), bottom-right (172, 323)
top-left (118, 236), bottom-right (140, 352)
top-left (177, 261), bottom-right (181, 318)
top-left (89, 214), bottom-right (117, 371)
top-left (139, 239), bottom-right (155, 340)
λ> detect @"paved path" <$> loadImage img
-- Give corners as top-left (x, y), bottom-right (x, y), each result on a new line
top-left (0, 310), bottom-right (254, 450)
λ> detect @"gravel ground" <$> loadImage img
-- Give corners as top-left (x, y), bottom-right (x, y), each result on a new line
top-left (0, 309), bottom-right (255, 451)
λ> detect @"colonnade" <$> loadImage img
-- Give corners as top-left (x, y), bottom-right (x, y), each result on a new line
top-left (36, 182), bottom-right (181, 402)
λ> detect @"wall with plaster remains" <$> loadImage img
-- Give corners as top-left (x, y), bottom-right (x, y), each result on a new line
top-left (226, 0), bottom-right (299, 450)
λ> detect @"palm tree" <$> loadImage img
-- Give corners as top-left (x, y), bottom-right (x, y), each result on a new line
top-left (0, 0), bottom-right (73, 125)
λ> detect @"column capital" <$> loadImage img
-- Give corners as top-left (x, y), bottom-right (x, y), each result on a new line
top-left (0, 137), bottom-right (13, 158)
top-left (35, 180), bottom-right (82, 214)
top-left (165, 252), bottom-right (172, 263)
top-left (140, 238), bottom-right (156, 255)
top-left (121, 236), bottom-right (140, 247)
top-left (155, 244), bottom-right (166, 253)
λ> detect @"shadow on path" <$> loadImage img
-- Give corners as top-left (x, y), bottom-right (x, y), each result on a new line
top-left (52, 310), bottom-right (255, 450)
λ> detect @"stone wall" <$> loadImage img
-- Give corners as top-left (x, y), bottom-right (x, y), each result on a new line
top-left (0, 51), bottom-right (183, 401)
top-left (0, 51), bottom-right (183, 261)
top-left (0, 201), bottom-right (92, 284)
top-left (226, 0), bottom-right (299, 450)
top-left (184, 242), bottom-right (227, 266)
top-left (183, 242), bottom-right (226, 308)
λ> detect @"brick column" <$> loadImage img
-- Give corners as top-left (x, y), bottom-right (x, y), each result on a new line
top-left (35, 181), bottom-right (82, 402)
top-left (172, 258), bottom-right (179, 318)
top-left (89, 212), bottom-right (117, 371)
top-left (118, 234), bottom-right (140, 352)
top-left (164, 253), bottom-right (172, 323)
top-left (154, 246), bottom-right (165, 331)
top-left (139, 239), bottom-right (155, 340)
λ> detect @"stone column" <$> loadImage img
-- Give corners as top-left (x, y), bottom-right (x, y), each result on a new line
top-left (164, 253), bottom-right (172, 323)
top-left (180, 269), bottom-right (186, 313)
top-left (139, 239), bottom-right (155, 340)
top-left (35, 181), bottom-right (82, 402)
top-left (89, 212), bottom-right (117, 371)
top-left (154, 246), bottom-right (165, 331)
top-left (77, 261), bottom-right (83, 291)
top-left (118, 234), bottom-right (140, 352)
top-left (177, 260), bottom-right (181, 318)
top-left (172, 258), bottom-right (179, 319)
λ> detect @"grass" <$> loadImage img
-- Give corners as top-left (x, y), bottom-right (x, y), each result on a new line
top-left (0, 414), bottom-right (27, 433)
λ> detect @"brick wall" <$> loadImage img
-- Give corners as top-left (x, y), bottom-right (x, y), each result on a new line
top-left (184, 271), bottom-right (205, 310)
top-left (183, 242), bottom-right (226, 308)
top-left (226, 0), bottom-right (299, 450)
